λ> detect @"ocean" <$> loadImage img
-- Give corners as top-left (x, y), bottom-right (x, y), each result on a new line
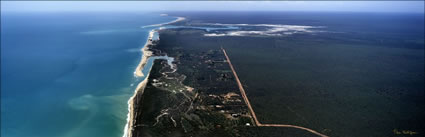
top-left (1, 12), bottom-right (175, 137)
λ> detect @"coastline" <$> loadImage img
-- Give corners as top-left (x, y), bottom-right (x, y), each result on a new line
top-left (124, 29), bottom-right (154, 137)
top-left (124, 72), bottom-right (151, 137)
top-left (123, 16), bottom-right (185, 137)
top-left (134, 16), bottom-right (185, 77)
top-left (133, 30), bottom-right (155, 77)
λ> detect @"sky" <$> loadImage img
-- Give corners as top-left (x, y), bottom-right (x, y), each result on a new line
top-left (1, 1), bottom-right (424, 13)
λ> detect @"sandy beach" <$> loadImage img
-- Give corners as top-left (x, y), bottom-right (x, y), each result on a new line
top-left (133, 30), bottom-right (155, 77)
top-left (124, 29), bottom-right (154, 137)
top-left (134, 16), bottom-right (185, 77)
top-left (124, 72), bottom-right (151, 137)
top-left (124, 16), bottom-right (185, 137)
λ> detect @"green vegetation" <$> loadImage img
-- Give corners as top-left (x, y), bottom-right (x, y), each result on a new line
top-left (223, 35), bottom-right (424, 137)
top-left (143, 28), bottom-right (424, 137)
top-left (132, 35), bottom-right (255, 136)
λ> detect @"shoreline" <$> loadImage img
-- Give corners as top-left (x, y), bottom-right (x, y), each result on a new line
top-left (134, 16), bottom-right (185, 77)
top-left (123, 16), bottom-right (185, 137)
top-left (124, 72), bottom-right (151, 137)
top-left (123, 29), bottom-right (154, 137)
top-left (133, 30), bottom-right (155, 77)
top-left (123, 29), bottom-right (154, 136)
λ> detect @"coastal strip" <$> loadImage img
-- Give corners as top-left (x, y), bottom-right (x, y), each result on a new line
top-left (123, 16), bottom-right (185, 137)
top-left (133, 30), bottom-right (154, 77)
top-left (222, 48), bottom-right (328, 137)
top-left (124, 72), bottom-right (151, 137)
top-left (124, 30), bottom-right (153, 136)
top-left (134, 16), bottom-right (185, 77)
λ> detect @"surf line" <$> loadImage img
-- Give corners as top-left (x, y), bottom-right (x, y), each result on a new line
top-left (221, 48), bottom-right (328, 137)
top-left (123, 16), bottom-right (185, 137)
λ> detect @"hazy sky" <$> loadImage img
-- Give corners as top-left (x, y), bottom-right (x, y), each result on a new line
top-left (1, 1), bottom-right (424, 13)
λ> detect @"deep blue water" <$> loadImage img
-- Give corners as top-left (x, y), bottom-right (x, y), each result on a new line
top-left (1, 12), bottom-right (175, 137)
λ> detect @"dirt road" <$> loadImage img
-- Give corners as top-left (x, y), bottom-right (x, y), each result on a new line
top-left (222, 48), bottom-right (328, 137)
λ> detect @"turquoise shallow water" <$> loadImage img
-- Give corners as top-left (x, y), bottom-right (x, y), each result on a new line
top-left (1, 12), bottom-right (175, 137)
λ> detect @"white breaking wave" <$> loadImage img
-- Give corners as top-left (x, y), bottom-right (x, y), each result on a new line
top-left (203, 23), bottom-right (323, 37)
